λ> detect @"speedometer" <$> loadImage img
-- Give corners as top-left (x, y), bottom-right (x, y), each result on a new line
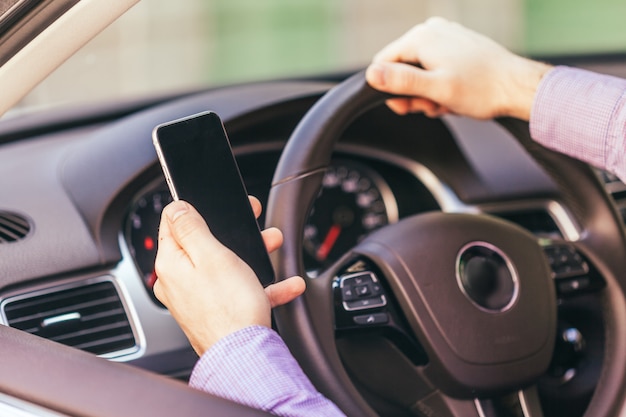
top-left (303, 160), bottom-right (398, 271)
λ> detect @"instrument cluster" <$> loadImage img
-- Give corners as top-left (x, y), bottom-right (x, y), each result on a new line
top-left (124, 151), bottom-right (440, 302)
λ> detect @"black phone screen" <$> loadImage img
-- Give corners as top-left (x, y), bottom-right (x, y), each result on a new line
top-left (153, 111), bottom-right (275, 287)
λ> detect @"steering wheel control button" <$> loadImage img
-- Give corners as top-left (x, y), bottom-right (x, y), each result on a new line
top-left (542, 243), bottom-right (605, 296)
top-left (354, 284), bottom-right (371, 296)
top-left (456, 242), bottom-right (519, 312)
top-left (344, 297), bottom-right (386, 310)
top-left (544, 244), bottom-right (589, 279)
top-left (341, 286), bottom-right (357, 301)
top-left (353, 312), bottom-right (389, 326)
top-left (558, 277), bottom-right (591, 294)
top-left (339, 271), bottom-right (387, 311)
top-left (547, 325), bottom-right (587, 385)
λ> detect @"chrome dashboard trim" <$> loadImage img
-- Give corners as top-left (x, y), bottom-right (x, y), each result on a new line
top-left (475, 398), bottom-right (487, 417)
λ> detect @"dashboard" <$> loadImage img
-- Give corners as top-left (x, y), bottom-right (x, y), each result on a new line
top-left (0, 74), bottom-right (619, 415)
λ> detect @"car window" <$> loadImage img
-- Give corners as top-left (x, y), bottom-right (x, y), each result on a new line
top-left (10, 0), bottom-right (626, 113)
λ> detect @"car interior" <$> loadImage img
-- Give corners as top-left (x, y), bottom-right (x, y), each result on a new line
top-left (1, 1), bottom-right (626, 416)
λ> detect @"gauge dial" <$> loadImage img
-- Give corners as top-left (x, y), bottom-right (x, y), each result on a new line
top-left (125, 187), bottom-right (172, 300)
top-left (303, 160), bottom-right (398, 270)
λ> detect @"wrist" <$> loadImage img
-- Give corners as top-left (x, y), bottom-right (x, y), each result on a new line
top-left (505, 56), bottom-right (553, 121)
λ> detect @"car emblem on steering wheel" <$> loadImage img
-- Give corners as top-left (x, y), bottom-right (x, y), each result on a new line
top-left (456, 241), bottom-right (519, 313)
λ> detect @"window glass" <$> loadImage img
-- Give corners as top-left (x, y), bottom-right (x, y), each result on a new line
top-left (13, 0), bottom-right (626, 111)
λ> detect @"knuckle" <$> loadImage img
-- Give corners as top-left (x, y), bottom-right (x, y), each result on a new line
top-left (426, 16), bottom-right (448, 27)
top-left (154, 255), bottom-right (167, 278)
top-left (393, 67), bottom-right (421, 93)
top-left (173, 213), bottom-right (205, 243)
top-left (152, 280), bottom-right (165, 303)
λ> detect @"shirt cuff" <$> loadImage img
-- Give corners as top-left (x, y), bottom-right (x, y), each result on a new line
top-left (530, 65), bottom-right (626, 180)
top-left (189, 325), bottom-right (345, 417)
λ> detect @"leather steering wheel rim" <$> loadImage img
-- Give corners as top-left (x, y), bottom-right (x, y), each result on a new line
top-left (265, 70), bottom-right (626, 417)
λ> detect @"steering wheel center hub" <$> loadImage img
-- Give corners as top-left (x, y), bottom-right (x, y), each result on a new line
top-left (457, 242), bottom-right (519, 312)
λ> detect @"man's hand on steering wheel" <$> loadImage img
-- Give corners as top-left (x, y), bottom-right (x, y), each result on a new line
top-left (365, 17), bottom-right (552, 121)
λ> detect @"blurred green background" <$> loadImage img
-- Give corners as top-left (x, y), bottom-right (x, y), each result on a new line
top-left (526, 0), bottom-right (626, 54)
top-left (207, 0), bottom-right (626, 83)
top-left (14, 0), bottom-right (626, 111)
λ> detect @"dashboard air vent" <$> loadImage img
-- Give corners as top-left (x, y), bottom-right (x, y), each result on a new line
top-left (1, 279), bottom-right (138, 357)
top-left (0, 211), bottom-right (30, 242)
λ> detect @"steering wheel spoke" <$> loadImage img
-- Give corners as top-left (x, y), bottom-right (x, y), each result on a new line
top-left (475, 386), bottom-right (544, 417)
top-left (331, 256), bottom-right (429, 363)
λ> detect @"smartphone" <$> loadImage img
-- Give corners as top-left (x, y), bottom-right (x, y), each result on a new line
top-left (152, 111), bottom-right (275, 287)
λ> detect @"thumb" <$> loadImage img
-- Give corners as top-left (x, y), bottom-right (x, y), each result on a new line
top-left (366, 62), bottom-right (439, 101)
top-left (163, 200), bottom-right (218, 263)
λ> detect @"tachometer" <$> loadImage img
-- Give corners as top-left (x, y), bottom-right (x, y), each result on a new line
top-left (125, 186), bottom-right (172, 301)
top-left (303, 160), bottom-right (398, 271)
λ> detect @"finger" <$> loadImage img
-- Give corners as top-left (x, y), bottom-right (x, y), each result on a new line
top-left (248, 195), bottom-right (262, 219)
top-left (372, 17), bottom-right (449, 64)
top-left (406, 98), bottom-right (448, 117)
top-left (372, 30), bottom-right (421, 64)
top-left (385, 97), bottom-right (448, 117)
top-left (385, 98), bottom-right (412, 115)
top-left (366, 62), bottom-right (440, 99)
top-left (422, 103), bottom-right (450, 118)
top-left (265, 276), bottom-right (306, 308)
top-left (155, 207), bottom-right (186, 276)
top-left (261, 227), bottom-right (283, 253)
top-left (152, 278), bottom-right (166, 305)
top-left (162, 200), bottom-right (219, 264)
top-left (157, 203), bottom-right (175, 241)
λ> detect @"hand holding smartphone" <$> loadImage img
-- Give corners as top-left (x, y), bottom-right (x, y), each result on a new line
top-left (152, 111), bottom-right (275, 287)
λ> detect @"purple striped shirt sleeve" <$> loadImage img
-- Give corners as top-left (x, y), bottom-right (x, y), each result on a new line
top-left (189, 325), bottom-right (346, 417)
top-left (530, 66), bottom-right (626, 181)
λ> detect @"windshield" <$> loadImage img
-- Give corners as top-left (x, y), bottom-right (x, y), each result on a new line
top-left (12, 0), bottom-right (626, 112)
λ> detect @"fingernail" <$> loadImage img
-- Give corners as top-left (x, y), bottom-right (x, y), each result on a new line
top-left (366, 63), bottom-right (386, 87)
top-left (167, 200), bottom-right (189, 222)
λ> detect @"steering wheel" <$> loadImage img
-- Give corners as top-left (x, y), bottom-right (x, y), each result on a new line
top-left (265, 70), bottom-right (626, 416)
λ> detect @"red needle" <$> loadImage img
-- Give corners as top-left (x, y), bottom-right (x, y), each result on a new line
top-left (316, 224), bottom-right (342, 261)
